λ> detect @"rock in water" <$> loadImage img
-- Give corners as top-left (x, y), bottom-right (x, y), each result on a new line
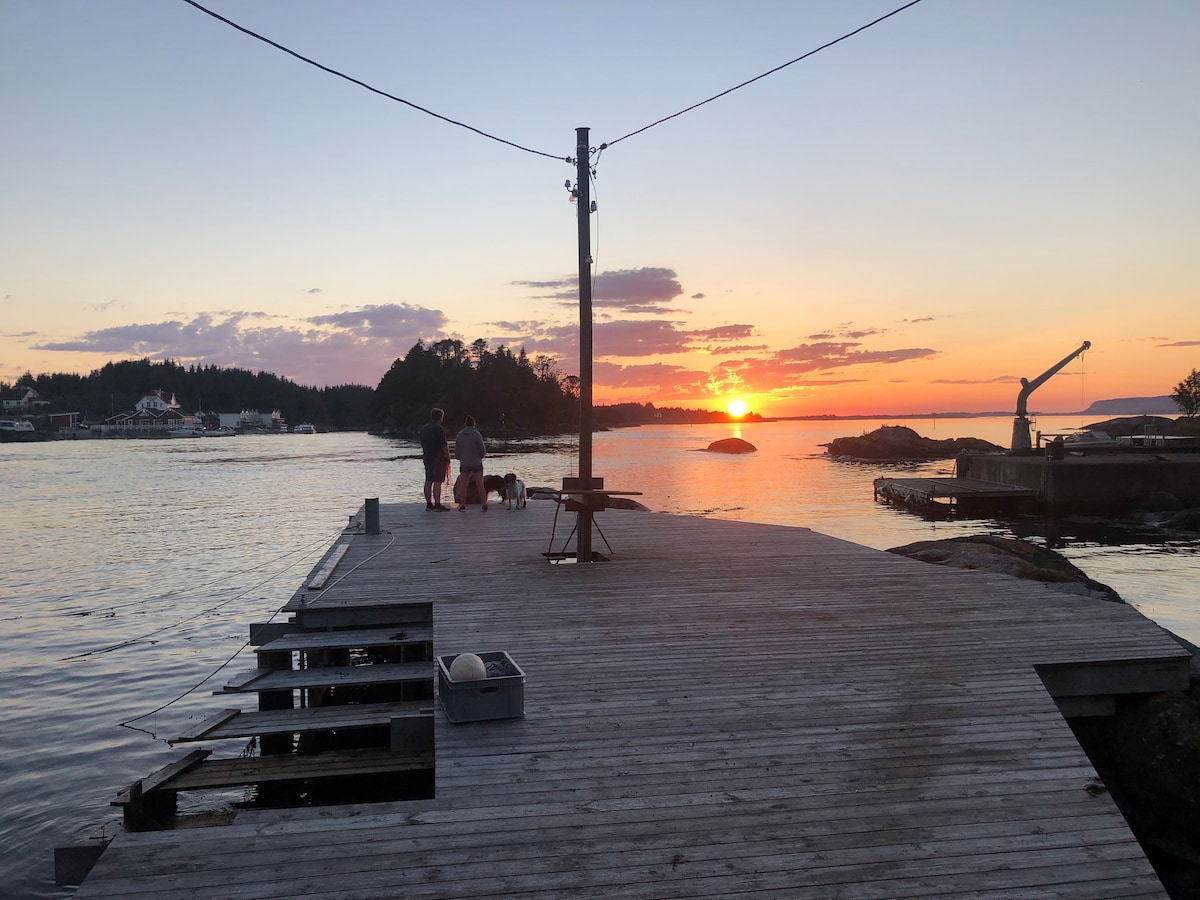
top-left (706, 438), bottom-right (756, 454)
top-left (825, 425), bottom-right (1002, 460)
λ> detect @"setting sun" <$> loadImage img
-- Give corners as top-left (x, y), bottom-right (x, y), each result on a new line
top-left (725, 398), bottom-right (749, 418)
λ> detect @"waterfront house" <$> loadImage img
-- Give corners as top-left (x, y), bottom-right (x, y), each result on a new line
top-left (2, 386), bottom-right (46, 411)
top-left (238, 408), bottom-right (286, 433)
top-left (104, 390), bottom-right (191, 434)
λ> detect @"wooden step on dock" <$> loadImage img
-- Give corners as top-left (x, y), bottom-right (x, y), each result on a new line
top-left (92, 600), bottom-right (438, 842)
top-left (216, 660), bottom-right (433, 693)
top-left (73, 500), bottom-right (1191, 898)
top-left (172, 700), bottom-right (432, 743)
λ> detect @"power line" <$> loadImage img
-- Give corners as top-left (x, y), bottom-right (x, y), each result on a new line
top-left (179, 0), bottom-right (568, 163)
top-left (180, 0), bottom-right (926, 166)
top-left (604, 0), bottom-right (927, 148)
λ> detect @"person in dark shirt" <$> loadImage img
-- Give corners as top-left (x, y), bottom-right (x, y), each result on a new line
top-left (419, 408), bottom-right (451, 510)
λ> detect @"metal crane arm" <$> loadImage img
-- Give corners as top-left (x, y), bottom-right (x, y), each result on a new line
top-left (1015, 341), bottom-right (1091, 417)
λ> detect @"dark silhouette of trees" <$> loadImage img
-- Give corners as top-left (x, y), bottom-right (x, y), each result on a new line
top-left (4, 351), bottom-right (752, 437)
top-left (371, 340), bottom-right (578, 433)
top-left (10, 359), bottom-right (374, 429)
top-left (1172, 369), bottom-right (1200, 417)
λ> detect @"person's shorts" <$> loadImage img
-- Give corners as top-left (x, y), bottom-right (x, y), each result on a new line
top-left (424, 459), bottom-right (444, 482)
top-left (460, 465), bottom-right (484, 474)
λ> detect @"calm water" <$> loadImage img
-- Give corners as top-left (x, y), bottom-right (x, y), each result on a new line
top-left (2, 417), bottom-right (1197, 897)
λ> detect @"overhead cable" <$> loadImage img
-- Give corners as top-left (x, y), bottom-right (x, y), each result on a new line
top-left (179, 0), bottom-right (568, 162)
top-left (604, 0), bottom-right (927, 148)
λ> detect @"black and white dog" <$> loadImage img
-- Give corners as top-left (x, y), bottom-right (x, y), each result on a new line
top-left (503, 472), bottom-right (527, 509)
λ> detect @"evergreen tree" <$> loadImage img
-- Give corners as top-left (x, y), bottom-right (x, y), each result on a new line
top-left (1171, 369), bottom-right (1200, 417)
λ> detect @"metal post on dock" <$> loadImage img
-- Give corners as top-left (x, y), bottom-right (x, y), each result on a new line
top-left (365, 498), bottom-right (380, 535)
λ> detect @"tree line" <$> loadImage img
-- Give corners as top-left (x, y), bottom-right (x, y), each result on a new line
top-left (4, 344), bottom-right (764, 435)
top-left (3, 359), bottom-right (374, 431)
top-left (371, 339), bottom-right (578, 434)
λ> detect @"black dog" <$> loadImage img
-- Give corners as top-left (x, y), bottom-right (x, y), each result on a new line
top-left (454, 473), bottom-right (507, 505)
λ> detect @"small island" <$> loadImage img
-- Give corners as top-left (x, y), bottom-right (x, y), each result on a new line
top-left (825, 425), bottom-right (1003, 460)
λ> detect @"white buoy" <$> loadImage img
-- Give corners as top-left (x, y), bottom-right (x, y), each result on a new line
top-left (449, 653), bottom-right (486, 682)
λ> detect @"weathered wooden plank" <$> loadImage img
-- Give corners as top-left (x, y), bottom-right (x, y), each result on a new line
top-left (164, 748), bottom-right (434, 791)
top-left (305, 542), bottom-right (349, 590)
top-left (111, 749), bottom-right (212, 807)
top-left (170, 708), bottom-right (241, 743)
top-left (171, 701), bottom-right (432, 742)
top-left (252, 625), bottom-right (432, 654)
top-left (215, 661), bottom-right (431, 693)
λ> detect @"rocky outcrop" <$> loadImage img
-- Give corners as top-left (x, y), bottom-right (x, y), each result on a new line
top-left (887, 535), bottom-right (1123, 602)
top-left (525, 487), bottom-right (649, 511)
top-left (706, 437), bottom-right (756, 454)
top-left (1072, 661), bottom-right (1200, 898)
top-left (1084, 415), bottom-right (1179, 438)
top-left (825, 425), bottom-right (1002, 460)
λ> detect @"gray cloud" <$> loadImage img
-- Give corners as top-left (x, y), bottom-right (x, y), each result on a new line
top-left (513, 267), bottom-right (685, 314)
top-left (931, 375), bottom-right (1020, 385)
top-left (1157, 340), bottom-right (1200, 347)
top-left (774, 342), bottom-right (936, 370)
top-left (33, 303), bottom-right (449, 387)
top-left (688, 324), bottom-right (754, 342)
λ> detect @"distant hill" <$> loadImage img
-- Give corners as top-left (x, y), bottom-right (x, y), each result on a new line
top-left (1081, 396), bottom-right (1178, 415)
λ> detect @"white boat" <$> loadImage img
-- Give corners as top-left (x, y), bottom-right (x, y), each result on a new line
top-left (0, 418), bottom-right (36, 433)
top-left (169, 425), bottom-right (236, 438)
top-left (1062, 429), bottom-right (1119, 448)
top-left (293, 423), bottom-right (317, 434)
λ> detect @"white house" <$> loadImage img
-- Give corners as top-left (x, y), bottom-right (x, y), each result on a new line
top-left (238, 409), bottom-right (286, 432)
top-left (105, 390), bottom-right (190, 432)
top-left (2, 387), bottom-right (45, 411)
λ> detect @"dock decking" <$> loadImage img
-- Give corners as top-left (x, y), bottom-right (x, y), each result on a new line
top-left (75, 500), bottom-right (1190, 898)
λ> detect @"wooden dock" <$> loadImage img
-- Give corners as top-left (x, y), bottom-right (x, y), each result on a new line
top-left (73, 499), bottom-right (1190, 898)
top-left (874, 476), bottom-right (1038, 513)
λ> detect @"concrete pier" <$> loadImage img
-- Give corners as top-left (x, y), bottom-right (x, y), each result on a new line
top-left (956, 452), bottom-right (1200, 511)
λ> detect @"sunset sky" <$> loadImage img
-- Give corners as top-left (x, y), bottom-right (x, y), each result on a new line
top-left (2, 1), bottom-right (1197, 417)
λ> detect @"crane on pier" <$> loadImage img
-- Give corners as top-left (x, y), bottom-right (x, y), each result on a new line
top-left (1011, 341), bottom-right (1091, 451)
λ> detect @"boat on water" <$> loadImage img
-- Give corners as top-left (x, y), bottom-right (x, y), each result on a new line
top-left (0, 418), bottom-right (38, 441)
top-left (169, 425), bottom-right (237, 438)
top-left (293, 423), bottom-right (317, 434)
top-left (1062, 430), bottom-right (1120, 448)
